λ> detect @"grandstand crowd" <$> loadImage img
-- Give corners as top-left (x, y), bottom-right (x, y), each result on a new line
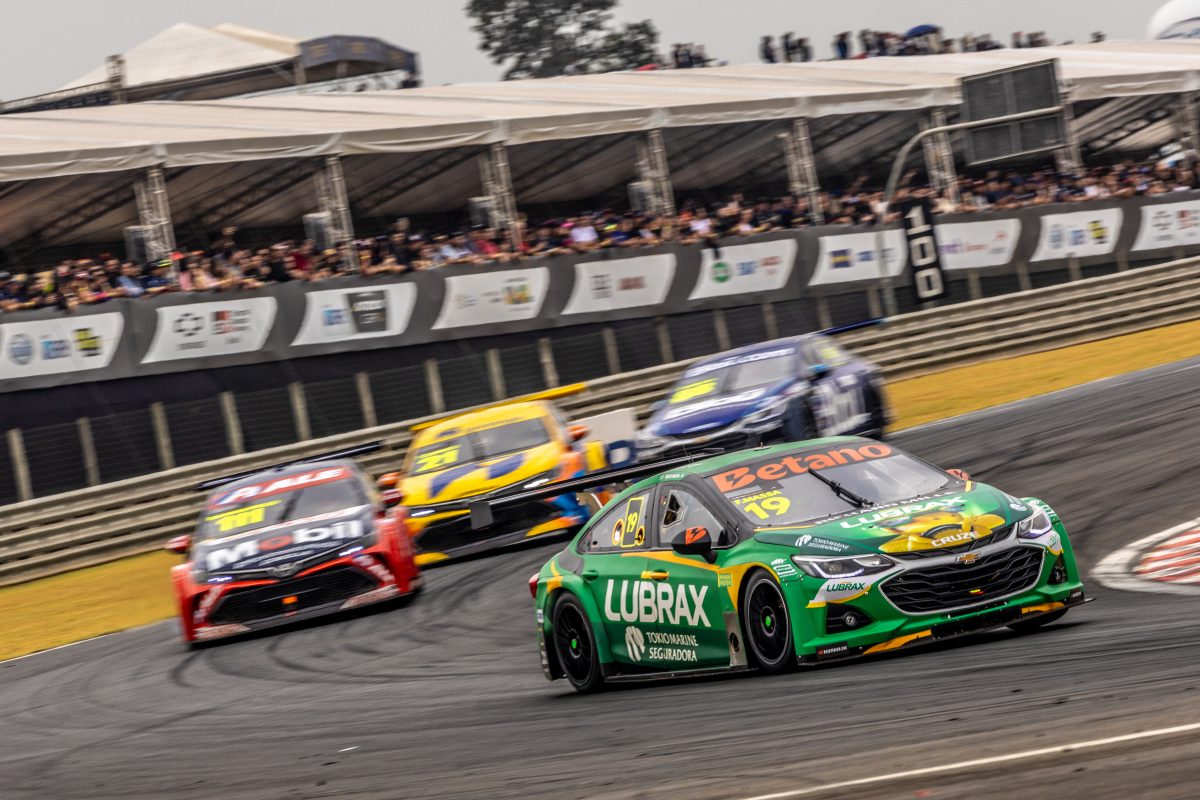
top-left (759, 27), bottom-right (1105, 63)
top-left (1, 158), bottom-right (1195, 313)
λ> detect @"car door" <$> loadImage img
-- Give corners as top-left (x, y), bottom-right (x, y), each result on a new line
top-left (641, 485), bottom-right (736, 669)
top-left (803, 335), bottom-right (868, 435)
top-left (576, 486), bottom-right (658, 667)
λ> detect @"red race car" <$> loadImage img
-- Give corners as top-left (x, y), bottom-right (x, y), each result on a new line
top-left (165, 445), bottom-right (420, 645)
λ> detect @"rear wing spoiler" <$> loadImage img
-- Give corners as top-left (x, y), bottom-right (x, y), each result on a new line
top-left (193, 442), bottom-right (384, 492)
top-left (467, 449), bottom-right (720, 531)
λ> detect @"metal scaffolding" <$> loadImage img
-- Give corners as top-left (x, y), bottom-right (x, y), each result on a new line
top-left (1056, 90), bottom-right (1084, 175)
top-left (1175, 91), bottom-right (1200, 162)
top-left (921, 108), bottom-right (960, 206)
top-left (635, 130), bottom-right (675, 217)
top-left (133, 166), bottom-right (177, 263)
top-left (779, 118), bottom-right (824, 225)
top-left (315, 156), bottom-right (356, 270)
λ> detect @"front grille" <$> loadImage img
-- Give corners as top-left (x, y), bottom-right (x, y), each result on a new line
top-left (881, 545), bottom-right (1043, 614)
top-left (209, 565), bottom-right (377, 626)
top-left (888, 525), bottom-right (1013, 560)
top-left (415, 498), bottom-right (563, 554)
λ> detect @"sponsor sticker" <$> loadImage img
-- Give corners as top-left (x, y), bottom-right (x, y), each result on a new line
top-left (712, 443), bottom-right (895, 493)
top-left (292, 283), bottom-right (416, 345)
top-left (603, 580), bottom-right (711, 627)
top-left (563, 255), bottom-right (675, 315)
top-left (143, 299), bottom-right (276, 363)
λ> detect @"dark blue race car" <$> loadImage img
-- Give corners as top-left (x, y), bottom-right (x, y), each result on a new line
top-left (635, 334), bottom-right (888, 460)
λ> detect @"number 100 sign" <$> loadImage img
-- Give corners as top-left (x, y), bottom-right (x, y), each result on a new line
top-left (901, 199), bottom-right (947, 303)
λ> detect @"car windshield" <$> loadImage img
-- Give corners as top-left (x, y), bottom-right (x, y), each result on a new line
top-left (409, 417), bottom-right (551, 475)
top-left (707, 442), bottom-right (953, 527)
top-left (198, 476), bottom-right (368, 541)
top-left (672, 347), bottom-right (796, 402)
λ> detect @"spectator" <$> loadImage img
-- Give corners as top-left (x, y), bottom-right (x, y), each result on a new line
top-left (834, 32), bottom-right (851, 60)
top-left (760, 36), bottom-right (778, 64)
top-left (796, 37), bottom-right (812, 63)
top-left (115, 263), bottom-right (145, 298)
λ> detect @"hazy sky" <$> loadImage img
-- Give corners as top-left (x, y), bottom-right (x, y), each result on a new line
top-left (0, 0), bottom-right (1169, 100)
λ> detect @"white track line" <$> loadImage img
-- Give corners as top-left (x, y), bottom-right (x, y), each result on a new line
top-left (1093, 517), bottom-right (1200, 596)
top-left (1, 633), bottom-right (115, 664)
top-left (737, 721), bottom-right (1200, 800)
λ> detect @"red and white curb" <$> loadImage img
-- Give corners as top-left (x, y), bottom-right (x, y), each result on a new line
top-left (1094, 517), bottom-right (1200, 596)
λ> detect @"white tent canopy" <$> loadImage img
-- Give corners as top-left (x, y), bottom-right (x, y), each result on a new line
top-left (59, 22), bottom-right (299, 91)
top-left (1, 40), bottom-right (1198, 184)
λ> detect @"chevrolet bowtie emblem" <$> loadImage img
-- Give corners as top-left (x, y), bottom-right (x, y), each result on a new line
top-left (956, 552), bottom-right (981, 565)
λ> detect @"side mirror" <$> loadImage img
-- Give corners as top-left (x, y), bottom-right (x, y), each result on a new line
top-left (567, 424), bottom-right (590, 443)
top-left (947, 468), bottom-right (971, 482)
top-left (809, 363), bottom-right (832, 379)
top-left (672, 526), bottom-right (716, 562)
top-left (164, 534), bottom-right (191, 555)
top-left (377, 472), bottom-right (402, 490)
top-left (381, 488), bottom-right (405, 509)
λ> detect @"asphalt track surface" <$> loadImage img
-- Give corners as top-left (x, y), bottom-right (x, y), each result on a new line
top-left (2, 356), bottom-right (1199, 800)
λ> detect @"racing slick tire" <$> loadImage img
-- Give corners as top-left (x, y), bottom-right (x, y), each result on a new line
top-left (742, 571), bottom-right (796, 675)
top-left (783, 400), bottom-right (818, 442)
top-left (552, 593), bottom-right (605, 693)
top-left (863, 386), bottom-right (887, 440)
top-left (1007, 608), bottom-right (1068, 633)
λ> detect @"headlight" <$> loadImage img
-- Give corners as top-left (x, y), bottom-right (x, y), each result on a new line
top-left (744, 397), bottom-right (789, 426)
top-left (1015, 508), bottom-right (1054, 539)
top-left (790, 553), bottom-right (895, 579)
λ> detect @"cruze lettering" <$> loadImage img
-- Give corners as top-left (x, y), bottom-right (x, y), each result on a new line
top-left (603, 580), bottom-right (711, 627)
top-left (712, 443), bottom-right (894, 492)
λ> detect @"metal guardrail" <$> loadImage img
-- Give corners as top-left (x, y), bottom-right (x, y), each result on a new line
top-left (1, 257), bottom-right (1198, 586)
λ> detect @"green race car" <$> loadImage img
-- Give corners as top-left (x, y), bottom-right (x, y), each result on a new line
top-left (527, 437), bottom-right (1089, 692)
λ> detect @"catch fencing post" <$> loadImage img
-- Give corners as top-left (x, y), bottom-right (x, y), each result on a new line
top-left (601, 327), bottom-right (621, 375)
top-left (1015, 258), bottom-right (1033, 292)
top-left (967, 269), bottom-right (983, 301)
top-left (424, 359), bottom-right (445, 414)
top-left (7, 429), bottom-right (32, 502)
top-left (762, 302), bottom-right (779, 340)
top-left (538, 338), bottom-right (559, 389)
top-left (815, 296), bottom-right (833, 330)
top-left (486, 348), bottom-right (506, 400)
top-left (1067, 256), bottom-right (1083, 284)
top-left (150, 402), bottom-right (175, 471)
top-left (289, 383), bottom-right (312, 442)
top-left (77, 418), bottom-right (100, 487)
top-left (220, 392), bottom-right (245, 456)
top-left (655, 317), bottom-right (673, 364)
top-left (355, 372), bottom-right (378, 429)
top-left (712, 309), bottom-right (731, 351)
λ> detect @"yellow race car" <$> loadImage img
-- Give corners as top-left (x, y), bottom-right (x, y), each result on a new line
top-left (380, 401), bottom-right (624, 565)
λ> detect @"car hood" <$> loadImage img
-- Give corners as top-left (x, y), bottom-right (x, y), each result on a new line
top-left (648, 385), bottom-right (785, 437)
top-left (401, 442), bottom-right (562, 506)
top-left (752, 483), bottom-right (1032, 556)
top-left (194, 505), bottom-right (373, 575)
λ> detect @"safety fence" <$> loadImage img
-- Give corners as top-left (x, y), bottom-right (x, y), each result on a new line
top-left (1, 255), bottom-right (1197, 586)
